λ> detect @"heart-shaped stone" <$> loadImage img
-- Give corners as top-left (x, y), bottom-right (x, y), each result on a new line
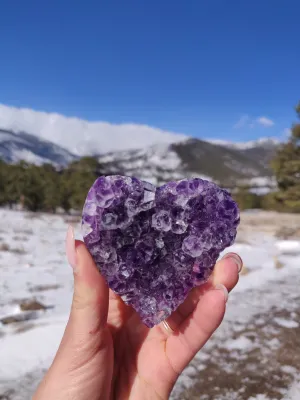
top-left (82, 176), bottom-right (239, 327)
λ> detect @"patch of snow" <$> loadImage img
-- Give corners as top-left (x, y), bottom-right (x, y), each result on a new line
top-left (0, 304), bottom-right (21, 321)
top-left (284, 377), bottom-right (300, 400)
top-left (267, 338), bottom-right (281, 350)
top-left (281, 365), bottom-right (297, 375)
top-left (0, 131), bottom-right (27, 144)
top-left (98, 143), bottom-right (202, 185)
top-left (274, 318), bottom-right (299, 329)
top-left (0, 319), bottom-right (66, 380)
top-left (223, 336), bottom-right (255, 351)
top-left (276, 240), bottom-right (300, 253)
top-left (10, 149), bottom-right (53, 165)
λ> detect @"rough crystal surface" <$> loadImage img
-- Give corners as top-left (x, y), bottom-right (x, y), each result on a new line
top-left (82, 176), bottom-right (240, 327)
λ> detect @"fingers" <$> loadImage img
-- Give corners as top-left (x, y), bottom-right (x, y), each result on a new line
top-left (169, 253), bottom-right (242, 326)
top-left (210, 252), bottom-right (242, 292)
top-left (165, 287), bottom-right (226, 374)
top-left (33, 227), bottom-right (113, 400)
top-left (53, 228), bottom-right (111, 369)
top-left (68, 229), bottom-right (109, 333)
top-left (161, 253), bottom-right (242, 376)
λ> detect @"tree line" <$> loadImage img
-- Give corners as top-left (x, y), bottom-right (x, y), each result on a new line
top-left (0, 157), bottom-right (103, 212)
top-left (0, 101), bottom-right (299, 213)
top-left (234, 101), bottom-right (300, 212)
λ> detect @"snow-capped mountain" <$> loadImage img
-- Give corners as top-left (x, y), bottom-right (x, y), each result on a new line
top-left (0, 129), bottom-right (77, 166)
top-left (0, 127), bottom-right (278, 192)
top-left (0, 104), bottom-right (188, 155)
top-left (98, 138), bottom-right (278, 190)
top-left (98, 143), bottom-right (212, 186)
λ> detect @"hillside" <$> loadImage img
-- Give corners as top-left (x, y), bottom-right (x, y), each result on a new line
top-left (0, 129), bottom-right (77, 166)
top-left (98, 138), bottom-right (277, 190)
top-left (0, 128), bottom-right (278, 190)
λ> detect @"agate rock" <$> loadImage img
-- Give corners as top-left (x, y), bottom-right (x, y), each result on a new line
top-left (82, 176), bottom-right (239, 327)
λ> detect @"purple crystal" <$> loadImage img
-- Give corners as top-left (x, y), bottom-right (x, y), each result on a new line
top-left (82, 176), bottom-right (240, 328)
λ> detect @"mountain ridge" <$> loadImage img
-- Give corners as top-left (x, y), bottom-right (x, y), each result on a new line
top-left (0, 129), bottom-right (77, 166)
top-left (0, 128), bottom-right (278, 191)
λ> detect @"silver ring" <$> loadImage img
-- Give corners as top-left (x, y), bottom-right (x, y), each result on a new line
top-left (162, 320), bottom-right (175, 334)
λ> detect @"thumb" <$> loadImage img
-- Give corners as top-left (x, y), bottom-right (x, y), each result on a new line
top-left (33, 227), bottom-right (112, 400)
top-left (67, 226), bottom-right (109, 332)
top-left (62, 226), bottom-right (110, 349)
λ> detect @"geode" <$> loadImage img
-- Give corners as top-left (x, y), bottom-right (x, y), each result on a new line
top-left (82, 176), bottom-right (239, 327)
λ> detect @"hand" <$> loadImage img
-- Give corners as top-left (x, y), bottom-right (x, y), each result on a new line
top-left (33, 227), bottom-right (242, 400)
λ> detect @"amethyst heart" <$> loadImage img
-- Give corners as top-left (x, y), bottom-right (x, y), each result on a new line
top-left (81, 176), bottom-right (239, 327)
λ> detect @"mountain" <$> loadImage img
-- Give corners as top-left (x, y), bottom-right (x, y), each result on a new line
top-left (0, 128), bottom-right (278, 192)
top-left (0, 104), bottom-right (188, 155)
top-left (98, 138), bottom-right (278, 191)
top-left (208, 137), bottom-right (280, 150)
top-left (0, 129), bottom-right (77, 166)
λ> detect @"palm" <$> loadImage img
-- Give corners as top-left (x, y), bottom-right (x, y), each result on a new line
top-left (107, 280), bottom-right (226, 400)
top-left (34, 240), bottom-right (239, 400)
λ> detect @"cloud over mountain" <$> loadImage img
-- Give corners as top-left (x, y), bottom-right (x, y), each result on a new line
top-left (0, 104), bottom-right (188, 156)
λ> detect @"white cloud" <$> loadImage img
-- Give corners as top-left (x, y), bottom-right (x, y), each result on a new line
top-left (256, 116), bottom-right (275, 127)
top-left (0, 104), bottom-right (189, 156)
top-left (234, 115), bottom-right (275, 129)
top-left (233, 115), bottom-right (250, 129)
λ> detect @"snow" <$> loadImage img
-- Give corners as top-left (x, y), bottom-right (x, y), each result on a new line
top-left (1, 208), bottom-right (300, 399)
top-left (0, 131), bottom-right (28, 145)
top-left (285, 377), bottom-right (300, 400)
top-left (274, 318), bottom-right (299, 329)
top-left (0, 104), bottom-right (188, 155)
top-left (10, 149), bottom-right (53, 165)
top-left (0, 129), bottom-right (77, 166)
top-left (223, 336), bottom-right (256, 351)
top-left (276, 240), bottom-right (300, 253)
top-left (0, 320), bottom-right (65, 380)
top-left (98, 143), bottom-right (201, 186)
top-left (281, 366), bottom-right (297, 375)
top-left (208, 137), bottom-right (280, 150)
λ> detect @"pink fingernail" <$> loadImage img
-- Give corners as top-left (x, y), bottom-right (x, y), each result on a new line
top-left (222, 253), bottom-right (243, 273)
top-left (66, 226), bottom-right (77, 270)
top-left (215, 284), bottom-right (228, 303)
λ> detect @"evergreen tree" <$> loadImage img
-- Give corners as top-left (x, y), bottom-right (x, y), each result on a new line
top-left (60, 157), bottom-right (102, 212)
top-left (3, 162), bottom-right (27, 208)
top-left (272, 102), bottom-right (300, 211)
top-left (0, 161), bottom-right (7, 205)
top-left (232, 185), bottom-right (262, 210)
top-left (22, 164), bottom-right (45, 211)
top-left (40, 164), bottom-right (62, 212)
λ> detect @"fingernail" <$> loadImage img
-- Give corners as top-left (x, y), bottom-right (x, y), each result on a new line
top-left (66, 226), bottom-right (77, 270)
top-left (222, 253), bottom-right (243, 273)
top-left (215, 284), bottom-right (228, 303)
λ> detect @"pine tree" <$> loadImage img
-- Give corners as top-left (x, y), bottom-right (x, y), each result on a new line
top-left (272, 102), bottom-right (300, 211)
top-left (4, 162), bottom-right (27, 208)
top-left (0, 161), bottom-right (7, 205)
top-left (22, 164), bottom-right (45, 211)
top-left (60, 157), bottom-right (102, 212)
top-left (40, 164), bottom-right (62, 212)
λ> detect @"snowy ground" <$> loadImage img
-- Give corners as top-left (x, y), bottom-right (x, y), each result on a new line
top-left (0, 209), bottom-right (299, 399)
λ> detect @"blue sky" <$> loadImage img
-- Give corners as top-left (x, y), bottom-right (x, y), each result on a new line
top-left (0, 0), bottom-right (299, 142)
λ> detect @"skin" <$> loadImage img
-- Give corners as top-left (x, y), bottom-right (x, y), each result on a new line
top-left (33, 240), bottom-right (241, 400)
